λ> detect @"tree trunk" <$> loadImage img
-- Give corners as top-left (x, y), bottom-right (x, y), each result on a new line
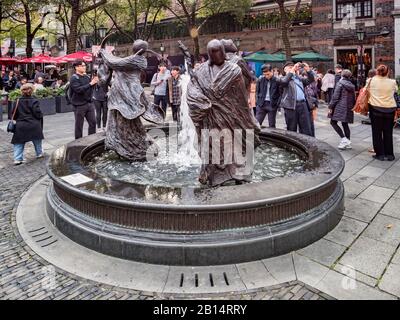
top-left (67, 10), bottom-right (79, 54)
top-left (193, 35), bottom-right (200, 62)
top-left (26, 35), bottom-right (34, 58)
top-left (281, 21), bottom-right (292, 60)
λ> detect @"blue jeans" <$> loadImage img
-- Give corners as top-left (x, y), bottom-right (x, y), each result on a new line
top-left (13, 140), bottom-right (43, 161)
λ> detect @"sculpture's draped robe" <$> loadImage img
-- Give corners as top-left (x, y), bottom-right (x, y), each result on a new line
top-left (100, 52), bottom-right (158, 161)
top-left (187, 61), bottom-right (261, 187)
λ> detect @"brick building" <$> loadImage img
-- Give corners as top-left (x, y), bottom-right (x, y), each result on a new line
top-left (311, 0), bottom-right (396, 76)
top-left (114, 0), bottom-right (397, 77)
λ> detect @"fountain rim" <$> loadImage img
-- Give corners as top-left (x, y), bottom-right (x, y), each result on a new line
top-left (46, 128), bottom-right (345, 212)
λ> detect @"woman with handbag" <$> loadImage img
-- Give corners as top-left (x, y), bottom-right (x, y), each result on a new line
top-left (328, 69), bottom-right (356, 150)
top-left (368, 65), bottom-right (398, 161)
top-left (10, 83), bottom-right (44, 165)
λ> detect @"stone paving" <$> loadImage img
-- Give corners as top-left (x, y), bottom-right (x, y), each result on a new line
top-left (1, 101), bottom-right (400, 300)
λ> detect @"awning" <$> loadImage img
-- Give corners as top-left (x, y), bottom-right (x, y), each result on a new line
top-left (244, 51), bottom-right (286, 62)
top-left (244, 51), bottom-right (286, 63)
top-left (292, 51), bottom-right (333, 62)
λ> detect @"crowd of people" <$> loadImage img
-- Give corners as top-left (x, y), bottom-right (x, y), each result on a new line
top-left (253, 62), bottom-right (399, 158)
top-left (5, 52), bottom-right (400, 165)
top-left (1, 65), bottom-right (67, 94)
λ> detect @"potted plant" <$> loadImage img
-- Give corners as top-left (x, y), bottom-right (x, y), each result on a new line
top-left (53, 87), bottom-right (73, 113)
top-left (8, 88), bottom-right (57, 117)
top-left (33, 88), bottom-right (57, 116)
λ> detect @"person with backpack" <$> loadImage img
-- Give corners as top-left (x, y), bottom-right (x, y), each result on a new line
top-left (69, 60), bottom-right (98, 139)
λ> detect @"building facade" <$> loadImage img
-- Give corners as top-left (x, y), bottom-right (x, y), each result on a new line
top-left (394, 0), bottom-right (400, 77)
top-left (311, 0), bottom-right (396, 76)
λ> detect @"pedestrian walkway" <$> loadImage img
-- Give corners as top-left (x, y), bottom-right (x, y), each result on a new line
top-left (1, 103), bottom-right (400, 300)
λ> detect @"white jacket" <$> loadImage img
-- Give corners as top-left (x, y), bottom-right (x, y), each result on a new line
top-left (321, 73), bottom-right (335, 92)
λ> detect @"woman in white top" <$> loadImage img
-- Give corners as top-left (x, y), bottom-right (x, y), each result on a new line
top-left (321, 69), bottom-right (336, 103)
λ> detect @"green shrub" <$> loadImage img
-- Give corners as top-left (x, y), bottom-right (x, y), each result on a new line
top-left (8, 89), bottom-right (22, 102)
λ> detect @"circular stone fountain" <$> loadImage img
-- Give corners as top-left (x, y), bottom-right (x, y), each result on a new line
top-left (46, 126), bottom-right (345, 266)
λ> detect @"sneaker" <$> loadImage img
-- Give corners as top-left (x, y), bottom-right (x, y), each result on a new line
top-left (344, 139), bottom-right (352, 149)
top-left (14, 160), bottom-right (23, 166)
top-left (338, 138), bottom-right (348, 150)
top-left (36, 153), bottom-right (44, 159)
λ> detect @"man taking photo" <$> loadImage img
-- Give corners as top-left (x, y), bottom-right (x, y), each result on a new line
top-left (70, 60), bottom-right (98, 140)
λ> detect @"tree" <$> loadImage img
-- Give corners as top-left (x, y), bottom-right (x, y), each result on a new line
top-left (275, 0), bottom-right (302, 60)
top-left (56, 0), bottom-right (108, 53)
top-left (1, 0), bottom-right (52, 57)
top-left (163, 0), bottom-right (251, 60)
top-left (103, 0), bottom-right (168, 43)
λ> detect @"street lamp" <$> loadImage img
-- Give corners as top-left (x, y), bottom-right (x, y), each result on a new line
top-left (39, 37), bottom-right (48, 54)
top-left (356, 28), bottom-right (366, 88)
top-left (160, 43), bottom-right (165, 59)
top-left (98, 26), bottom-right (107, 40)
top-left (8, 39), bottom-right (15, 57)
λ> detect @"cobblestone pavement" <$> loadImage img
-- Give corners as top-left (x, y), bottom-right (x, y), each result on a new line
top-left (0, 117), bottom-right (331, 300)
top-left (3, 102), bottom-right (400, 300)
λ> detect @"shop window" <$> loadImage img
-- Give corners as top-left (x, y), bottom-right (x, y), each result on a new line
top-left (336, 48), bottom-right (373, 80)
top-left (335, 0), bottom-right (373, 20)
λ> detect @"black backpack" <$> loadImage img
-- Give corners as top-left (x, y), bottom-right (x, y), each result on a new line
top-left (65, 74), bottom-right (80, 105)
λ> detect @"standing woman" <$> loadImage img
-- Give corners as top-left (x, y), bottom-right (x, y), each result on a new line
top-left (328, 69), bottom-right (356, 150)
top-left (11, 83), bottom-right (44, 165)
top-left (368, 65), bottom-right (399, 161)
top-left (249, 76), bottom-right (257, 116)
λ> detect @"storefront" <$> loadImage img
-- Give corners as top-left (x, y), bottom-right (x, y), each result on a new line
top-left (335, 46), bottom-right (374, 79)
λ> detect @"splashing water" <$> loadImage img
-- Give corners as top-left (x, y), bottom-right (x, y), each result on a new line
top-left (166, 72), bottom-right (201, 166)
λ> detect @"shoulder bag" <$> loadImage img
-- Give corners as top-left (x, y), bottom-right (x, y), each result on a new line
top-left (7, 99), bottom-right (20, 133)
top-left (353, 78), bottom-right (372, 116)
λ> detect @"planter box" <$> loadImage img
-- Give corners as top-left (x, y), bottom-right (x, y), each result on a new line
top-left (8, 98), bottom-right (57, 117)
top-left (39, 97), bottom-right (57, 116)
top-left (55, 96), bottom-right (73, 113)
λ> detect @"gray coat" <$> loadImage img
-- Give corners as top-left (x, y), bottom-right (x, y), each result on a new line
top-left (329, 78), bottom-right (355, 123)
top-left (276, 71), bottom-right (315, 110)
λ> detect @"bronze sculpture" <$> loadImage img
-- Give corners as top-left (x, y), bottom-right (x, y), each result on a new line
top-left (98, 40), bottom-right (163, 161)
top-left (181, 39), bottom-right (260, 187)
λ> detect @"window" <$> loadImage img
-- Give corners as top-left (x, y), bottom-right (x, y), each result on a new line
top-left (336, 0), bottom-right (373, 20)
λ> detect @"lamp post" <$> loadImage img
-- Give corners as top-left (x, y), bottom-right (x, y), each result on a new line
top-left (8, 39), bottom-right (15, 58)
top-left (39, 37), bottom-right (48, 55)
top-left (98, 26), bottom-right (107, 40)
top-left (356, 28), bottom-right (366, 89)
top-left (160, 43), bottom-right (165, 60)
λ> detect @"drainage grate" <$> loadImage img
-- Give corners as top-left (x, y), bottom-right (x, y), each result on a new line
top-left (29, 227), bottom-right (58, 248)
top-left (177, 271), bottom-right (231, 288)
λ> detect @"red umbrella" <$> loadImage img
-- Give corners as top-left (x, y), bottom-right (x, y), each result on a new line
top-left (0, 57), bottom-right (20, 65)
top-left (59, 51), bottom-right (93, 63)
top-left (17, 54), bottom-right (59, 64)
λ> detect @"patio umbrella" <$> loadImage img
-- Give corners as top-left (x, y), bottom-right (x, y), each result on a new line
top-left (292, 51), bottom-right (333, 62)
top-left (18, 54), bottom-right (59, 64)
top-left (0, 57), bottom-right (20, 65)
top-left (244, 51), bottom-right (286, 63)
top-left (59, 51), bottom-right (93, 63)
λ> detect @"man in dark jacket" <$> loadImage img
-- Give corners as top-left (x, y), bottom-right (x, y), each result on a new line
top-left (276, 62), bottom-right (315, 136)
top-left (255, 64), bottom-right (281, 128)
top-left (70, 60), bottom-right (98, 139)
top-left (92, 82), bottom-right (108, 131)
